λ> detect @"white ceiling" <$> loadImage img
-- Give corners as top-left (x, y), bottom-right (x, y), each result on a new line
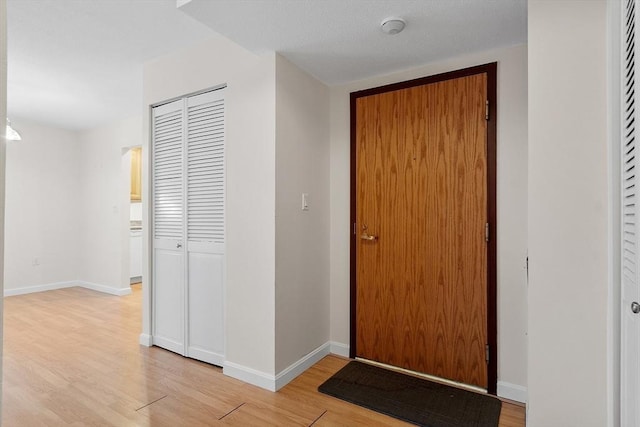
top-left (6, 0), bottom-right (526, 131)
top-left (7, 0), bottom-right (215, 130)
top-left (180, 0), bottom-right (527, 85)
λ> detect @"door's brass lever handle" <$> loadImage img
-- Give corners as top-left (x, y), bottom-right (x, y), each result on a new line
top-left (360, 232), bottom-right (378, 241)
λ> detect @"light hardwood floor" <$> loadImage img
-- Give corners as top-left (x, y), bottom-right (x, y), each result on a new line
top-left (3, 286), bottom-right (525, 426)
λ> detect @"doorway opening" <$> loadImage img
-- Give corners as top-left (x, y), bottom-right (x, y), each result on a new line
top-left (123, 146), bottom-right (143, 289)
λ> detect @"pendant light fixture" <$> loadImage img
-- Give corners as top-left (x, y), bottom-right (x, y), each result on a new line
top-left (6, 118), bottom-right (21, 141)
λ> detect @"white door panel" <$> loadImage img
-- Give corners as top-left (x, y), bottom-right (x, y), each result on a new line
top-left (187, 252), bottom-right (224, 365)
top-left (622, 298), bottom-right (640, 425)
top-left (153, 248), bottom-right (185, 355)
top-left (188, 240), bottom-right (224, 254)
top-left (154, 239), bottom-right (184, 251)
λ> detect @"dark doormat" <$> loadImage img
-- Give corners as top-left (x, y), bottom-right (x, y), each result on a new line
top-left (318, 361), bottom-right (501, 427)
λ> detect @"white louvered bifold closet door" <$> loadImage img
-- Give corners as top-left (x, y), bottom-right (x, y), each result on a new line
top-left (622, 0), bottom-right (640, 425)
top-left (185, 90), bottom-right (225, 365)
top-left (151, 88), bottom-right (225, 366)
top-left (152, 99), bottom-right (186, 355)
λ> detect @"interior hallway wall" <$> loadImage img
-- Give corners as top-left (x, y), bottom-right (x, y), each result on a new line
top-left (78, 115), bottom-right (142, 295)
top-left (3, 115), bottom-right (142, 297)
top-left (527, 1), bottom-right (610, 425)
top-left (1, 0), bottom-right (8, 410)
top-left (274, 54), bottom-right (330, 374)
top-left (4, 118), bottom-right (82, 294)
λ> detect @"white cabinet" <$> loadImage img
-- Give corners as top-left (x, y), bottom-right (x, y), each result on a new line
top-left (151, 88), bottom-right (225, 366)
top-left (130, 229), bottom-right (142, 280)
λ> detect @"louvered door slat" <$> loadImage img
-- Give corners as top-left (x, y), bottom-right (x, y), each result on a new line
top-left (188, 133), bottom-right (224, 143)
top-left (188, 148), bottom-right (223, 156)
top-left (153, 104), bottom-right (183, 241)
top-left (187, 96), bottom-right (225, 244)
top-left (624, 0), bottom-right (637, 292)
top-left (624, 0), bottom-right (638, 288)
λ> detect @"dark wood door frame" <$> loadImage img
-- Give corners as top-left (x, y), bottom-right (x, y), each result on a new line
top-left (349, 62), bottom-right (498, 394)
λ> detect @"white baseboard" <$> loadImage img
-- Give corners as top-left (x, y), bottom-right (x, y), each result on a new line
top-left (329, 341), bottom-right (350, 357)
top-left (275, 342), bottom-right (331, 390)
top-left (497, 381), bottom-right (527, 403)
top-left (78, 281), bottom-right (132, 296)
top-left (4, 281), bottom-right (77, 297)
top-left (139, 333), bottom-right (152, 347)
top-left (223, 340), bottom-right (526, 403)
top-left (224, 342), bottom-right (333, 392)
top-left (223, 361), bottom-right (277, 392)
top-left (4, 281), bottom-right (132, 297)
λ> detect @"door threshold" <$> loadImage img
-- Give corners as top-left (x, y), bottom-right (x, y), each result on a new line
top-left (355, 357), bottom-right (487, 394)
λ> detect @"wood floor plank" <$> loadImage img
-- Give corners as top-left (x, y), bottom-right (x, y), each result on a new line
top-left (2, 285), bottom-right (526, 426)
top-left (218, 401), bottom-right (325, 426)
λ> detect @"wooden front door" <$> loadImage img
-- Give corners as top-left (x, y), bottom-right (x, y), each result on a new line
top-left (351, 64), bottom-right (497, 391)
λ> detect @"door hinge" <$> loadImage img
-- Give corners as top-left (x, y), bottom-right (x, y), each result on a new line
top-left (485, 344), bottom-right (490, 364)
top-left (485, 100), bottom-right (489, 121)
top-left (353, 222), bottom-right (357, 235)
top-left (485, 223), bottom-right (489, 242)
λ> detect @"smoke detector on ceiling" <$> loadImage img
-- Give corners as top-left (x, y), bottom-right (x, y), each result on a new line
top-left (381, 17), bottom-right (406, 35)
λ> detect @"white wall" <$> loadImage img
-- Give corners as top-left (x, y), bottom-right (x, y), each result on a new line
top-left (3, 116), bottom-right (140, 297)
top-left (1, 0), bottom-right (8, 410)
top-left (528, 1), bottom-right (609, 426)
top-left (274, 54), bottom-right (330, 373)
top-left (329, 44), bottom-right (529, 400)
top-left (607, 1), bottom-right (621, 426)
top-left (78, 116), bottom-right (141, 294)
top-left (4, 119), bottom-right (82, 292)
top-left (143, 36), bottom-right (278, 378)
